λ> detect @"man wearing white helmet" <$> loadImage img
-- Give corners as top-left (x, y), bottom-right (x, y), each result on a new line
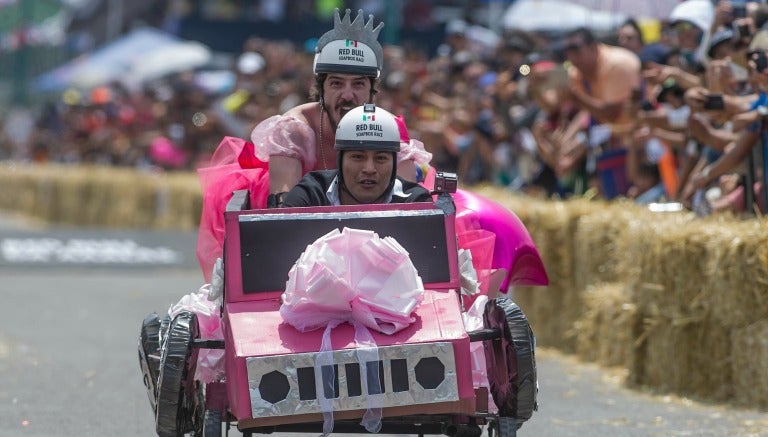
top-left (282, 104), bottom-right (432, 207)
top-left (248, 8), bottom-right (432, 208)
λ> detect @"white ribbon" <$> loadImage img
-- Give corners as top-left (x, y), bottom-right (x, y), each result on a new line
top-left (316, 320), bottom-right (382, 436)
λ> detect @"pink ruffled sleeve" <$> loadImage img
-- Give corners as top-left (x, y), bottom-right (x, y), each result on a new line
top-left (394, 115), bottom-right (432, 166)
top-left (250, 115), bottom-right (317, 173)
top-left (398, 138), bottom-right (432, 166)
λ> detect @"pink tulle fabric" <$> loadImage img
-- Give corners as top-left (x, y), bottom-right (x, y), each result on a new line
top-left (249, 113), bottom-right (431, 172)
top-left (168, 284), bottom-right (224, 383)
top-left (457, 227), bottom-right (496, 296)
top-left (462, 294), bottom-right (497, 413)
top-left (249, 115), bottom-right (317, 173)
top-left (197, 137), bottom-right (270, 282)
top-left (399, 138), bottom-right (433, 166)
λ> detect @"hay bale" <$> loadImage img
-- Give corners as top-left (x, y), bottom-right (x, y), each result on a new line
top-left (0, 163), bottom-right (39, 215)
top-left (155, 173), bottom-right (202, 230)
top-left (731, 320), bottom-right (768, 408)
top-left (572, 202), bottom-right (638, 291)
top-left (573, 283), bottom-right (637, 368)
top-left (629, 306), bottom-right (733, 402)
top-left (512, 200), bottom-right (575, 350)
top-left (629, 217), bottom-right (712, 315)
top-left (706, 221), bottom-right (768, 328)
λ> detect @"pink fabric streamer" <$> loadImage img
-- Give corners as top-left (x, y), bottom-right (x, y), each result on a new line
top-left (280, 227), bottom-right (425, 434)
top-left (196, 136), bottom-right (270, 282)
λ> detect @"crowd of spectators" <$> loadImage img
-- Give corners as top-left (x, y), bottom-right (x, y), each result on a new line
top-left (3, 0), bottom-right (768, 216)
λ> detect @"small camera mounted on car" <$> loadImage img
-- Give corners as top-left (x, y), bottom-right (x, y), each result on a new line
top-left (433, 171), bottom-right (458, 194)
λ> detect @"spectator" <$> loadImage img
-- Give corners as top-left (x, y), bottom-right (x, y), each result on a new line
top-left (669, 0), bottom-right (716, 67)
top-left (560, 27), bottom-right (641, 198)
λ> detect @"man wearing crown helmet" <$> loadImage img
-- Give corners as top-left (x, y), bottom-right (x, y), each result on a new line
top-left (282, 104), bottom-right (432, 207)
top-left (249, 8), bottom-right (432, 207)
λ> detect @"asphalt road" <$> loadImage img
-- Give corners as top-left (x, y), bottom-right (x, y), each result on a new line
top-left (0, 224), bottom-right (767, 436)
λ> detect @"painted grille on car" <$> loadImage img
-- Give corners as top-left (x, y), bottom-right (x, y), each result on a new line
top-left (246, 342), bottom-right (459, 418)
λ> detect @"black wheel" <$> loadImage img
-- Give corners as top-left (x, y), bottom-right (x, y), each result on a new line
top-left (202, 409), bottom-right (223, 437)
top-left (496, 417), bottom-right (517, 437)
top-left (155, 311), bottom-right (201, 437)
top-left (138, 312), bottom-right (162, 413)
top-left (483, 297), bottom-right (537, 426)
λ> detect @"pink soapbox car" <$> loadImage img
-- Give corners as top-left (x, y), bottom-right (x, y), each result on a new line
top-left (138, 188), bottom-right (548, 437)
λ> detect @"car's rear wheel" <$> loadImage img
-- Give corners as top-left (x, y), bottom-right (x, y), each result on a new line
top-left (155, 311), bottom-right (200, 437)
top-left (202, 409), bottom-right (223, 437)
top-left (138, 312), bottom-right (162, 412)
top-left (488, 416), bottom-right (517, 437)
top-left (482, 297), bottom-right (537, 428)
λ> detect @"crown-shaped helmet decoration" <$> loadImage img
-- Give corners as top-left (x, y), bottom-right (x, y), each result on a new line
top-left (316, 8), bottom-right (384, 71)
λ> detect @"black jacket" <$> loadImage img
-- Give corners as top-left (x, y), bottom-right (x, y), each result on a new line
top-left (282, 170), bottom-right (433, 207)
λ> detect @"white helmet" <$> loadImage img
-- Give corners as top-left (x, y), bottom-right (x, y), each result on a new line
top-left (313, 9), bottom-right (384, 78)
top-left (335, 104), bottom-right (400, 152)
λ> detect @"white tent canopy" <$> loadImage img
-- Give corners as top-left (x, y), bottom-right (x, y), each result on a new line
top-left (503, 0), bottom-right (629, 33)
top-left (34, 27), bottom-right (212, 91)
top-left (564, 0), bottom-right (679, 20)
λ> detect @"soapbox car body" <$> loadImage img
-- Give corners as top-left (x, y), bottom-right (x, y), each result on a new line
top-left (139, 190), bottom-right (546, 437)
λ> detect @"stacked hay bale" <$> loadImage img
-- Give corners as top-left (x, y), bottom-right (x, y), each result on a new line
top-left (705, 220), bottom-right (768, 408)
top-left (626, 215), bottom-right (740, 402)
top-left (0, 163), bottom-right (200, 230)
top-left (569, 203), bottom-right (642, 368)
top-left (467, 186), bottom-right (768, 407)
top-left (572, 282), bottom-right (635, 367)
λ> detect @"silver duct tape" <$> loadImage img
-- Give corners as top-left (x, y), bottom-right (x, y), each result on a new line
top-left (247, 342), bottom-right (459, 418)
